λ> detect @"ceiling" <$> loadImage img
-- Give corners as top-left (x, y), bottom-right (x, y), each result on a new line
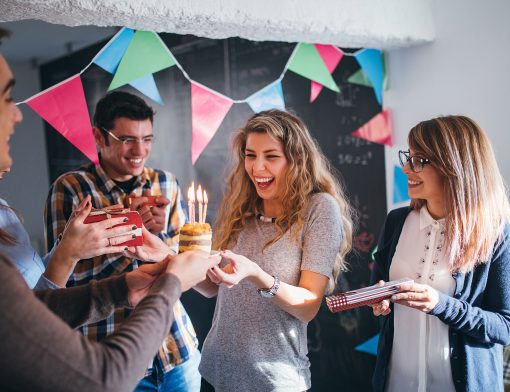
top-left (0, 0), bottom-right (435, 64)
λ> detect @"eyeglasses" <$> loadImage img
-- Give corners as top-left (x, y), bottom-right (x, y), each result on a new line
top-left (398, 150), bottom-right (431, 173)
top-left (101, 127), bottom-right (155, 146)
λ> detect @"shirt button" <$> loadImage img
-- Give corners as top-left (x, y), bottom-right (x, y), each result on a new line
top-left (453, 355), bottom-right (458, 360)
top-left (455, 380), bottom-right (461, 384)
top-left (452, 332), bottom-right (457, 336)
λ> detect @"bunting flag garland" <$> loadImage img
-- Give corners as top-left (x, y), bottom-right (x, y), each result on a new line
top-left (93, 28), bottom-right (164, 105)
top-left (20, 26), bottom-right (389, 167)
top-left (355, 334), bottom-right (379, 356)
top-left (352, 109), bottom-right (393, 146)
top-left (355, 49), bottom-right (384, 105)
top-left (191, 83), bottom-right (233, 165)
top-left (288, 43), bottom-right (340, 93)
top-left (246, 80), bottom-right (285, 113)
top-left (25, 75), bottom-right (99, 165)
top-left (393, 165), bottom-right (410, 204)
top-left (108, 31), bottom-right (177, 91)
top-left (310, 44), bottom-right (343, 102)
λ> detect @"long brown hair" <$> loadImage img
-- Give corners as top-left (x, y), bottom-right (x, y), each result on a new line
top-left (214, 110), bottom-right (353, 292)
top-left (408, 115), bottom-right (510, 272)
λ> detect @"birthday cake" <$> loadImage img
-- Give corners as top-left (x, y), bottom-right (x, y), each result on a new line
top-left (178, 223), bottom-right (212, 253)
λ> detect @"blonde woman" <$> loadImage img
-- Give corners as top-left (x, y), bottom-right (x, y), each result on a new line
top-left (195, 109), bottom-right (353, 391)
top-left (371, 116), bottom-right (510, 392)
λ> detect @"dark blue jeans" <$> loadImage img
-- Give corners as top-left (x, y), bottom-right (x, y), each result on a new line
top-left (134, 350), bottom-right (201, 392)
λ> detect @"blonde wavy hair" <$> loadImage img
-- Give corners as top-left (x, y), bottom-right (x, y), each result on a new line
top-left (409, 115), bottom-right (510, 272)
top-left (213, 109), bottom-right (353, 292)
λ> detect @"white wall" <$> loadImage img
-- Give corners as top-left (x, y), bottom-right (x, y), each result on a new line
top-left (385, 0), bottom-right (510, 209)
top-left (0, 62), bottom-right (49, 253)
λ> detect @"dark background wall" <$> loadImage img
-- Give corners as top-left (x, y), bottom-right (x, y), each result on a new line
top-left (40, 33), bottom-right (387, 391)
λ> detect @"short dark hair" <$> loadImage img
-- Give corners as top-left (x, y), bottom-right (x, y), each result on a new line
top-left (93, 91), bottom-right (155, 146)
top-left (0, 28), bottom-right (11, 46)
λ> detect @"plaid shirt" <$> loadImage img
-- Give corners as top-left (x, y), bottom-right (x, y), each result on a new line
top-left (504, 345), bottom-right (510, 391)
top-left (44, 162), bottom-right (198, 374)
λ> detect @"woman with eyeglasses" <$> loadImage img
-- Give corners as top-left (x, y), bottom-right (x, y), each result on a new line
top-left (370, 116), bottom-right (510, 392)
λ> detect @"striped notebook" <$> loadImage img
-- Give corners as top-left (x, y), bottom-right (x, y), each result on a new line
top-left (326, 278), bottom-right (414, 312)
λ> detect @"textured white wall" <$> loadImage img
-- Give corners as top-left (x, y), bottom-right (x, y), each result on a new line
top-left (0, 0), bottom-right (434, 49)
top-left (384, 0), bottom-right (510, 211)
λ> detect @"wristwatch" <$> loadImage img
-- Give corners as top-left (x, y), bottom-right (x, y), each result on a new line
top-left (257, 276), bottom-right (280, 298)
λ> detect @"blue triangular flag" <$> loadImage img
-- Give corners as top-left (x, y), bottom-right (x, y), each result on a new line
top-left (355, 49), bottom-right (384, 105)
top-left (246, 81), bottom-right (285, 113)
top-left (93, 28), bottom-right (135, 74)
top-left (393, 165), bottom-right (410, 204)
top-left (355, 334), bottom-right (379, 356)
top-left (129, 74), bottom-right (164, 105)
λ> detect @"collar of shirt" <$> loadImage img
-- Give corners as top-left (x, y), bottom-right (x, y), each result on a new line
top-left (93, 161), bottom-right (152, 194)
top-left (419, 205), bottom-right (445, 231)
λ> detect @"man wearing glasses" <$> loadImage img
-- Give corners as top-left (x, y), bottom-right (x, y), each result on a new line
top-left (44, 91), bottom-right (200, 392)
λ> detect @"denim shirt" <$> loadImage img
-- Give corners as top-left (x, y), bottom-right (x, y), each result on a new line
top-left (371, 207), bottom-right (510, 392)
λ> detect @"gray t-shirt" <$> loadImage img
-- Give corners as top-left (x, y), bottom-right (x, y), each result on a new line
top-left (199, 193), bottom-right (343, 392)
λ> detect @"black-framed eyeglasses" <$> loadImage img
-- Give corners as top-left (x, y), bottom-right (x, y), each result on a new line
top-left (101, 127), bottom-right (155, 146)
top-left (398, 150), bottom-right (431, 173)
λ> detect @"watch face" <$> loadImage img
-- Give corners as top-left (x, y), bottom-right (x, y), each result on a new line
top-left (258, 289), bottom-right (274, 298)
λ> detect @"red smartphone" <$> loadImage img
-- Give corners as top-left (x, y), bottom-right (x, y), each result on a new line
top-left (84, 209), bottom-right (143, 247)
top-left (127, 195), bottom-right (159, 207)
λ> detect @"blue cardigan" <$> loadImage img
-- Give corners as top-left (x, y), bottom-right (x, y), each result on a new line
top-left (371, 207), bottom-right (510, 392)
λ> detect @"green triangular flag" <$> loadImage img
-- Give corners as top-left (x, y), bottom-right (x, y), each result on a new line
top-left (348, 52), bottom-right (389, 90)
top-left (288, 43), bottom-right (340, 93)
top-left (108, 31), bottom-right (176, 91)
top-left (348, 69), bottom-right (373, 87)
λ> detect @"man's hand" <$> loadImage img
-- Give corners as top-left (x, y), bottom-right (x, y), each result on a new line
top-left (166, 251), bottom-right (221, 292)
top-left (125, 260), bottom-right (169, 307)
top-left (129, 189), bottom-right (170, 234)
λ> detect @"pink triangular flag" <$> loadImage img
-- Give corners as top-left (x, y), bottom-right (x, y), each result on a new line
top-left (26, 75), bottom-right (98, 164)
top-left (191, 83), bottom-right (233, 165)
top-left (310, 45), bottom-right (344, 102)
top-left (352, 109), bottom-right (393, 146)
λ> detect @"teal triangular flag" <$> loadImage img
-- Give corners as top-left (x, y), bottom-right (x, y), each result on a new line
top-left (129, 74), bottom-right (164, 105)
top-left (93, 28), bottom-right (135, 74)
top-left (355, 49), bottom-right (384, 105)
top-left (246, 81), bottom-right (285, 113)
top-left (355, 334), bottom-right (379, 356)
top-left (393, 165), bottom-right (410, 204)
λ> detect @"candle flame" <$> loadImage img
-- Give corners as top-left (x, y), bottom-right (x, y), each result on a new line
top-left (196, 184), bottom-right (203, 202)
top-left (203, 190), bottom-right (208, 203)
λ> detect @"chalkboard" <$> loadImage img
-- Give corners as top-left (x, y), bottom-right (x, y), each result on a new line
top-left (40, 33), bottom-right (387, 391)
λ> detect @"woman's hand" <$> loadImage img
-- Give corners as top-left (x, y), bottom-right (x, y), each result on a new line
top-left (124, 226), bottom-right (172, 262)
top-left (390, 282), bottom-right (439, 313)
top-left (369, 280), bottom-right (392, 316)
top-left (207, 250), bottom-right (259, 288)
top-left (125, 259), bottom-right (170, 307)
top-left (57, 196), bottom-right (136, 261)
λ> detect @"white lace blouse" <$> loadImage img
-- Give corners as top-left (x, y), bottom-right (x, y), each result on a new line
top-left (386, 206), bottom-right (455, 392)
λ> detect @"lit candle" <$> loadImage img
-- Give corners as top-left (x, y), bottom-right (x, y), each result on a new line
top-left (196, 184), bottom-right (203, 224)
top-left (203, 190), bottom-right (208, 223)
top-left (189, 182), bottom-right (196, 224)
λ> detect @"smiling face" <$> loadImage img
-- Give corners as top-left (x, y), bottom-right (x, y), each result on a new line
top-left (244, 131), bottom-right (288, 216)
top-left (403, 149), bottom-right (446, 218)
top-left (93, 116), bottom-right (153, 181)
top-left (0, 55), bottom-right (22, 174)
